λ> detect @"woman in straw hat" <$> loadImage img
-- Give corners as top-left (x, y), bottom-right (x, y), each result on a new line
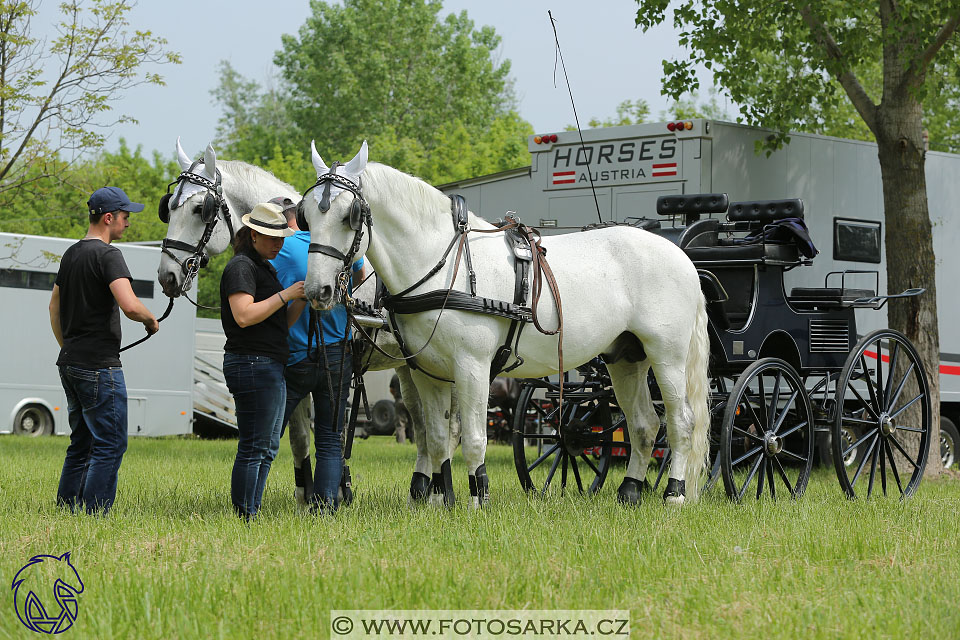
top-left (220, 202), bottom-right (306, 519)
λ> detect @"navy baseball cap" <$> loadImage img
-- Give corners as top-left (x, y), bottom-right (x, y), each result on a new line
top-left (87, 186), bottom-right (145, 215)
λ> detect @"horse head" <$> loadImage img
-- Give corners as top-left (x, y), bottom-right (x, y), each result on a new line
top-left (302, 140), bottom-right (371, 309)
top-left (157, 138), bottom-right (235, 297)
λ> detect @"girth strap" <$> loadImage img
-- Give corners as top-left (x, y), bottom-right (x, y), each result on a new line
top-left (387, 289), bottom-right (532, 323)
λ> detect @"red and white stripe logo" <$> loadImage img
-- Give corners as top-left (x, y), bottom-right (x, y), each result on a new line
top-left (652, 162), bottom-right (677, 177)
top-left (552, 171), bottom-right (576, 185)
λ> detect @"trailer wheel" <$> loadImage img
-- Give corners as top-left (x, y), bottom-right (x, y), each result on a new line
top-left (13, 404), bottom-right (54, 436)
top-left (941, 415), bottom-right (959, 470)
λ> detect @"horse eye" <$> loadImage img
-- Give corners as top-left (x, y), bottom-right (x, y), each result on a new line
top-left (193, 205), bottom-right (203, 215)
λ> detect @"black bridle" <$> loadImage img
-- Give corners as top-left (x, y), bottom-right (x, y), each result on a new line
top-left (301, 163), bottom-right (372, 302)
top-left (159, 160), bottom-right (235, 295)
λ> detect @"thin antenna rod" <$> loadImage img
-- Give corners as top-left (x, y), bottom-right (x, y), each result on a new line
top-left (549, 10), bottom-right (602, 225)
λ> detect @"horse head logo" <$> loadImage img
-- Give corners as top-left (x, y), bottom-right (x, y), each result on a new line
top-left (11, 552), bottom-right (84, 634)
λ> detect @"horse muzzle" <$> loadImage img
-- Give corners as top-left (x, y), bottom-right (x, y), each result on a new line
top-left (306, 283), bottom-right (336, 310)
top-left (158, 269), bottom-right (184, 298)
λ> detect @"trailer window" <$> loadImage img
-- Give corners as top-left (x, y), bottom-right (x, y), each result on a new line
top-left (0, 268), bottom-right (56, 291)
top-left (0, 268), bottom-right (154, 298)
top-left (833, 218), bottom-right (881, 264)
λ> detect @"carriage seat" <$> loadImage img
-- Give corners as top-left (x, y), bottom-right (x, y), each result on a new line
top-left (788, 287), bottom-right (878, 310)
top-left (683, 238), bottom-right (801, 264)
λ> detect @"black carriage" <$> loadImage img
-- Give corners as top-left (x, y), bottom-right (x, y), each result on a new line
top-left (512, 194), bottom-right (932, 501)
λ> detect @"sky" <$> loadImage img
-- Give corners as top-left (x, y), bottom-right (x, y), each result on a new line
top-left (34, 0), bottom-right (716, 160)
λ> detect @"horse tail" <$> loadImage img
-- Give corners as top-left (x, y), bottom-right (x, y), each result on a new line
top-left (683, 290), bottom-right (711, 501)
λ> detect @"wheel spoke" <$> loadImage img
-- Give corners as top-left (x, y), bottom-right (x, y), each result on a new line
top-left (777, 420), bottom-right (809, 439)
top-left (887, 435), bottom-right (921, 471)
top-left (755, 376), bottom-right (769, 430)
top-left (769, 371), bottom-right (782, 430)
top-left (841, 416), bottom-right (881, 427)
top-left (888, 393), bottom-right (924, 420)
top-left (756, 456), bottom-right (767, 499)
top-left (894, 425), bottom-right (926, 433)
top-left (732, 445), bottom-right (763, 467)
top-left (578, 453), bottom-right (601, 476)
top-left (847, 380), bottom-right (880, 421)
top-left (523, 432), bottom-right (560, 440)
top-left (849, 433), bottom-right (879, 488)
top-left (886, 363), bottom-right (917, 413)
top-left (732, 426), bottom-right (764, 443)
top-left (771, 389), bottom-right (800, 434)
top-left (879, 434), bottom-right (888, 496)
top-left (527, 443), bottom-right (561, 473)
top-left (766, 460), bottom-right (776, 499)
top-left (778, 448), bottom-right (807, 463)
top-left (653, 449), bottom-right (671, 489)
top-left (883, 341), bottom-right (900, 411)
top-left (737, 455), bottom-right (764, 501)
top-left (883, 438), bottom-right (905, 496)
top-left (560, 452), bottom-right (569, 492)
top-left (874, 341), bottom-right (885, 412)
top-left (569, 454), bottom-right (584, 493)
top-left (866, 435), bottom-right (881, 497)
top-left (860, 353), bottom-right (882, 417)
top-left (772, 457), bottom-right (795, 496)
top-left (540, 448), bottom-right (564, 494)
top-left (844, 428), bottom-right (879, 458)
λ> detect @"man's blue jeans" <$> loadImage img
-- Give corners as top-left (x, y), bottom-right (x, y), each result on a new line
top-left (57, 365), bottom-right (128, 515)
top-left (282, 343), bottom-right (352, 510)
top-left (224, 354), bottom-right (286, 518)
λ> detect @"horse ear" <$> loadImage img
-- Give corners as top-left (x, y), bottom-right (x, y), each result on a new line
top-left (311, 140), bottom-right (328, 176)
top-left (343, 140), bottom-right (368, 178)
top-left (203, 144), bottom-right (218, 180)
top-left (176, 137), bottom-right (191, 171)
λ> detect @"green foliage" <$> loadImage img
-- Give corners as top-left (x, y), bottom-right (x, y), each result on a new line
top-left (0, 0), bottom-right (179, 205)
top-left (635, 1), bottom-right (960, 152)
top-left (660, 89), bottom-right (731, 121)
top-left (213, 0), bottom-right (529, 186)
top-left (579, 98), bottom-right (651, 129)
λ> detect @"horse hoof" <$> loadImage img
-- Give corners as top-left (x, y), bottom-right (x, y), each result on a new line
top-left (294, 487), bottom-right (308, 508)
top-left (409, 472), bottom-right (430, 505)
top-left (468, 464), bottom-right (490, 509)
top-left (616, 477), bottom-right (649, 506)
top-left (663, 478), bottom-right (686, 505)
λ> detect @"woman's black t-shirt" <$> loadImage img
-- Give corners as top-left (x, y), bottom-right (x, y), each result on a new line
top-left (220, 247), bottom-right (289, 364)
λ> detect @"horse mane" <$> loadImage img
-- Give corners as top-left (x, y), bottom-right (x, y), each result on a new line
top-left (362, 162), bottom-right (493, 231)
top-left (219, 160), bottom-right (297, 195)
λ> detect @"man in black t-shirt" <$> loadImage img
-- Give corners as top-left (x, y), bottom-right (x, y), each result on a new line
top-left (48, 186), bottom-right (159, 515)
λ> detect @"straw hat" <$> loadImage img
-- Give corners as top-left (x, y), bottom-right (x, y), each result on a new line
top-left (241, 202), bottom-right (294, 237)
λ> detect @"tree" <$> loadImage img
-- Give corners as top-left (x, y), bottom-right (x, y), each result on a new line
top-left (0, 0), bottom-right (179, 205)
top-left (270, 0), bottom-right (519, 174)
top-left (636, 1), bottom-right (960, 476)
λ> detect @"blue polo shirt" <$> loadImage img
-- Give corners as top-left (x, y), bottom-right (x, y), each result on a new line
top-left (271, 230), bottom-right (364, 365)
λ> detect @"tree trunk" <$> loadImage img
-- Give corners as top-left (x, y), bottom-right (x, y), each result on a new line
top-left (875, 97), bottom-right (942, 478)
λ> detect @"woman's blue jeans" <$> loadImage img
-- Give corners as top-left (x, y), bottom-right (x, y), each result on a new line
top-left (224, 354), bottom-right (286, 518)
top-left (282, 343), bottom-right (352, 510)
top-left (57, 365), bottom-right (128, 515)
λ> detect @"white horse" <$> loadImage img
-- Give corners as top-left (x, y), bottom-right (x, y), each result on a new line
top-left (301, 141), bottom-right (712, 507)
top-left (156, 139), bottom-right (456, 504)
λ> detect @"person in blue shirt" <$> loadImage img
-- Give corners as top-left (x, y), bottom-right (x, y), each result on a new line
top-left (269, 196), bottom-right (364, 513)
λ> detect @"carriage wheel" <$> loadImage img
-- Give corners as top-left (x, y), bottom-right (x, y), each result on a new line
top-left (512, 377), bottom-right (614, 495)
top-left (720, 358), bottom-right (815, 501)
top-left (833, 330), bottom-right (931, 499)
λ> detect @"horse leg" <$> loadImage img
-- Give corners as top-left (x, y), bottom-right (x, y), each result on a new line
top-left (607, 360), bottom-right (660, 505)
top-left (288, 396), bottom-right (314, 507)
top-left (396, 367), bottom-right (431, 504)
top-left (452, 368), bottom-right (490, 509)
top-left (409, 371), bottom-right (456, 507)
top-left (651, 362), bottom-right (698, 505)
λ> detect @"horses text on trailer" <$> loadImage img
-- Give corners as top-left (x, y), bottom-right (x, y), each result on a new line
top-left (437, 119), bottom-right (960, 433)
top-left (0, 233), bottom-right (195, 436)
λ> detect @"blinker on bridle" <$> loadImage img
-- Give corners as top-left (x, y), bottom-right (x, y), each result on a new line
top-left (159, 159), bottom-right (235, 292)
top-left (299, 161), bottom-right (372, 302)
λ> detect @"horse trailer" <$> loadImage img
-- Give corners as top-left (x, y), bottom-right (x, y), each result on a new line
top-left (0, 232), bottom-right (195, 437)
top-left (437, 119), bottom-right (960, 454)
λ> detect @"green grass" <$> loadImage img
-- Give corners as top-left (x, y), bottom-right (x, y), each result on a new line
top-left (1, 435), bottom-right (958, 639)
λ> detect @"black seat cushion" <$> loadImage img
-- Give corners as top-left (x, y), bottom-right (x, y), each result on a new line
top-left (684, 242), bottom-right (800, 263)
